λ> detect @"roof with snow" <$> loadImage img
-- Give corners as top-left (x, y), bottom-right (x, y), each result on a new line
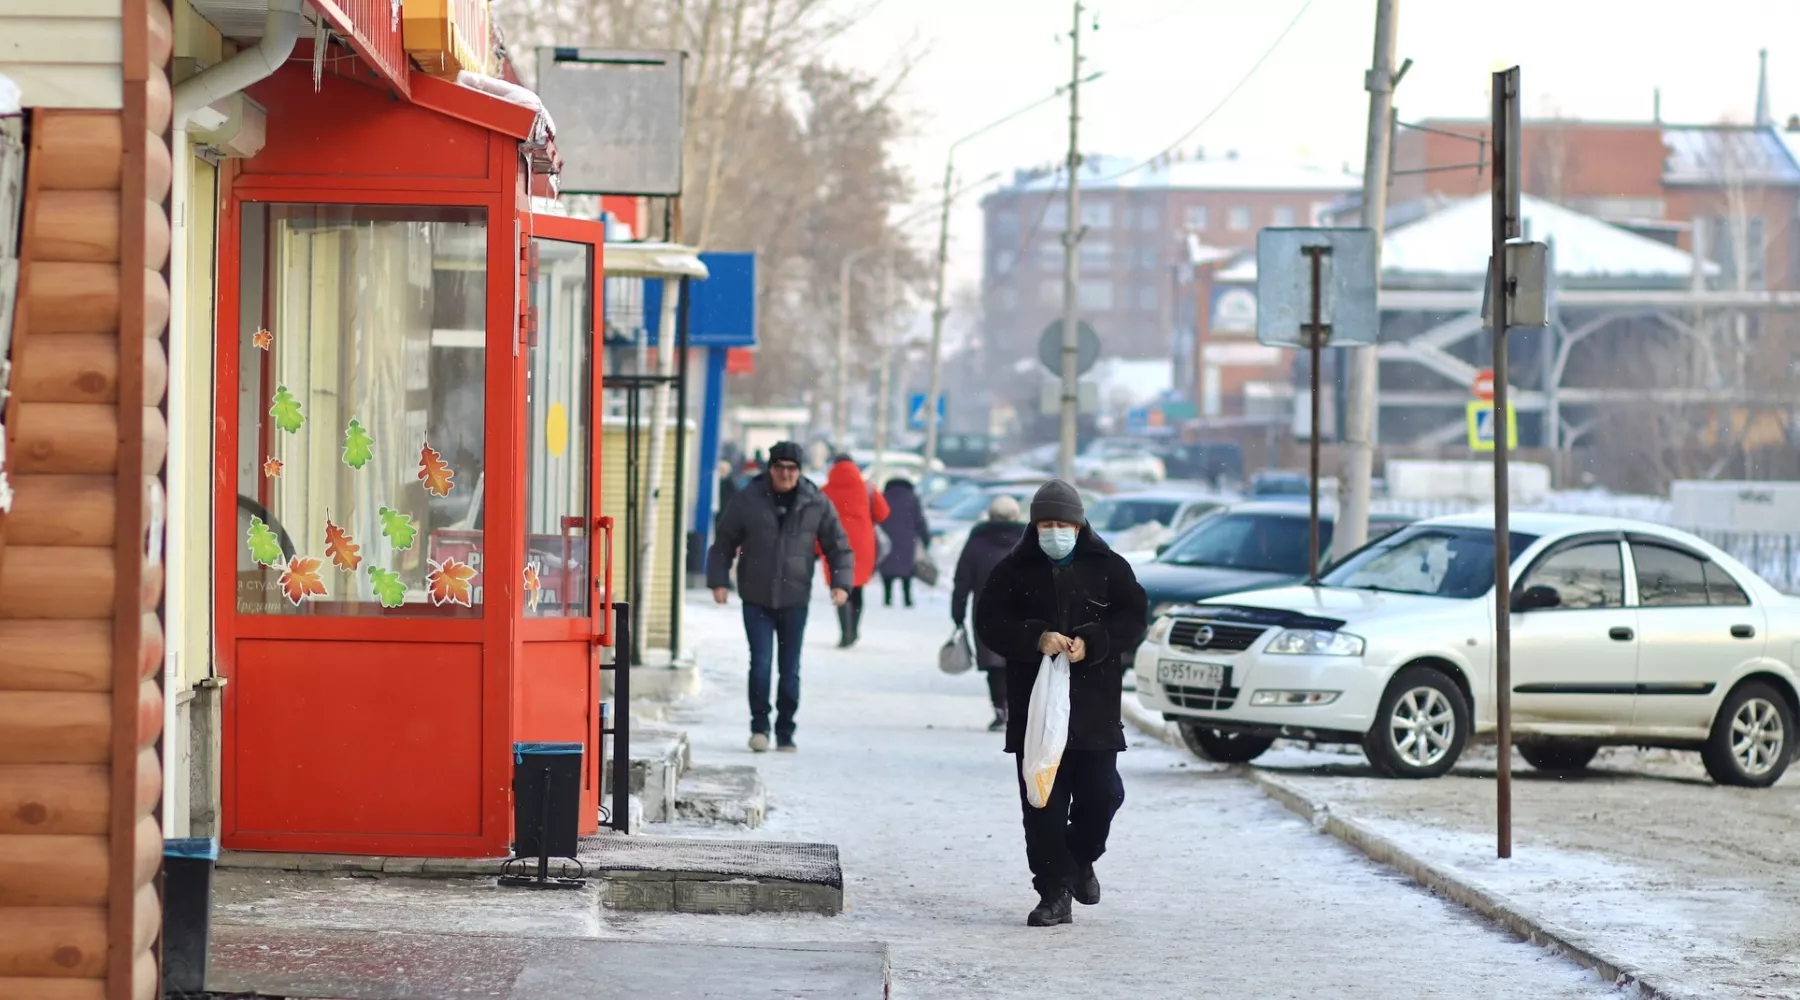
top-left (999, 153), bottom-right (1361, 195)
top-left (1664, 125), bottom-right (1800, 186)
top-left (1213, 194), bottom-right (1711, 287)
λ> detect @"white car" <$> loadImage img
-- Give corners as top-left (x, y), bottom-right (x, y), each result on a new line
top-left (1135, 513), bottom-right (1800, 787)
top-left (1075, 450), bottom-right (1166, 486)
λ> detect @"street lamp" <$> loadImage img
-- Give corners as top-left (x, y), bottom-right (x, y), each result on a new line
top-left (921, 75), bottom-right (1101, 472)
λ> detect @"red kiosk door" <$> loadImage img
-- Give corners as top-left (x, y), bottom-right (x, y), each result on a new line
top-left (516, 213), bottom-right (610, 834)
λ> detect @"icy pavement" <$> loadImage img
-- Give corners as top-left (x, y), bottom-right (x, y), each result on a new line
top-left (1257, 746), bottom-right (1800, 999)
top-left (618, 588), bottom-right (1627, 999)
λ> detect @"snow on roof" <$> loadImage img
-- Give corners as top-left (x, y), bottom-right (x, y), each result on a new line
top-left (1185, 234), bottom-right (1240, 268)
top-left (1663, 125), bottom-right (1800, 186)
top-left (1213, 194), bottom-right (1711, 285)
top-left (1004, 153), bottom-right (1360, 194)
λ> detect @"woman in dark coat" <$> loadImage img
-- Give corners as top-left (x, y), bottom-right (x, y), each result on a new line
top-left (878, 478), bottom-right (930, 607)
top-left (975, 479), bottom-right (1147, 928)
top-left (951, 494), bottom-right (1027, 731)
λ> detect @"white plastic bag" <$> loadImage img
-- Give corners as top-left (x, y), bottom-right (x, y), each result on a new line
top-left (1021, 652), bottom-right (1071, 808)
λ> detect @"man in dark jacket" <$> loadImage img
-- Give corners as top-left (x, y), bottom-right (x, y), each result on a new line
top-left (707, 441), bottom-right (854, 753)
top-left (975, 480), bottom-right (1147, 927)
top-left (951, 494), bottom-right (1026, 732)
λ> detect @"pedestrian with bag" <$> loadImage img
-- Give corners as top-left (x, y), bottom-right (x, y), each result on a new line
top-left (819, 455), bottom-right (889, 648)
top-left (951, 494), bottom-right (1026, 732)
top-left (878, 477), bottom-right (930, 607)
top-left (975, 480), bottom-right (1147, 926)
top-left (707, 441), bottom-right (854, 753)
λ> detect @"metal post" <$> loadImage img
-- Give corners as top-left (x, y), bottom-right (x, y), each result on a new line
top-left (1304, 245), bottom-right (1329, 585)
top-left (871, 251), bottom-right (896, 489)
top-left (1058, 0), bottom-right (1086, 482)
top-left (610, 600), bottom-right (632, 832)
top-left (923, 161), bottom-right (954, 470)
top-left (1339, 0), bottom-right (1399, 553)
top-left (671, 278), bottom-right (691, 659)
top-left (1492, 65), bottom-right (1520, 861)
top-left (836, 250), bottom-right (870, 449)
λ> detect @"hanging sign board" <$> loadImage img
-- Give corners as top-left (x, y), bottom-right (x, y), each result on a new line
top-left (1255, 227), bottom-right (1379, 349)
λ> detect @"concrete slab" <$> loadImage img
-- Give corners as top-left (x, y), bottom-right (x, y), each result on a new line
top-left (674, 763), bottom-right (766, 827)
top-left (627, 727), bottom-right (689, 822)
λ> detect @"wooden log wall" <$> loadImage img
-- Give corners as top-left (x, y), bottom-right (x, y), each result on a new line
top-left (0, 1), bottom-right (171, 997)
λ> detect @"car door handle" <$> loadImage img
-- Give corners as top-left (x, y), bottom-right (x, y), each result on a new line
top-left (1731, 624), bottom-right (1756, 639)
top-left (1608, 627), bottom-right (1635, 641)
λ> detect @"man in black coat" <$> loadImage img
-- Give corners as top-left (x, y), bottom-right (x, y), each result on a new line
top-left (975, 479), bottom-right (1148, 927)
top-left (951, 494), bottom-right (1026, 732)
top-left (707, 441), bottom-right (853, 753)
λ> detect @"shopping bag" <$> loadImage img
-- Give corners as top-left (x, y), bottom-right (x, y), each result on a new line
top-left (939, 627), bottom-right (973, 675)
top-left (914, 542), bottom-right (940, 587)
top-left (1021, 653), bottom-right (1071, 809)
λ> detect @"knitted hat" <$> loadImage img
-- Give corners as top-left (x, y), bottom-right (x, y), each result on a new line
top-left (987, 494), bottom-right (1022, 522)
top-left (1029, 479), bottom-right (1085, 524)
top-left (768, 441), bottom-right (804, 467)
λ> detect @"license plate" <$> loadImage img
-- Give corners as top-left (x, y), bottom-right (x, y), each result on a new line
top-left (1158, 659), bottom-right (1225, 688)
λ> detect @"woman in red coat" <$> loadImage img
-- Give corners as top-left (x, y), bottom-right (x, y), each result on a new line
top-left (820, 455), bottom-right (889, 647)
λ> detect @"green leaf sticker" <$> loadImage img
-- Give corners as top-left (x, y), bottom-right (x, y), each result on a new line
top-left (369, 566), bottom-right (408, 608)
top-left (378, 505), bottom-right (417, 551)
top-left (246, 515), bottom-right (283, 567)
top-left (269, 384), bottom-right (304, 434)
top-left (342, 418), bottom-right (375, 470)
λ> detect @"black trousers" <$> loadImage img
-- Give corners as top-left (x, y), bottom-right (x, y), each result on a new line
top-left (983, 667), bottom-right (1007, 712)
top-left (836, 585), bottom-right (864, 644)
top-left (881, 574), bottom-right (913, 606)
top-left (1014, 750), bottom-right (1124, 895)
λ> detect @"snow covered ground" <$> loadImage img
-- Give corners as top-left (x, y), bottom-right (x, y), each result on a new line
top-left (608, 588), bottom-right (1628, 999)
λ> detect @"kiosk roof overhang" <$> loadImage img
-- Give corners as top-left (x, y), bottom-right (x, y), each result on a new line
top-left (604, 242), bottom-right (710, 280)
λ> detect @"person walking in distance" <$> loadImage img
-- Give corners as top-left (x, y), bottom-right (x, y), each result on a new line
top-left (952, 494), bottom-right (1026, 731)
top-left (707, 442), bottom-right (853, 753)
top-left (819, 455), bottom-right (889, 647)
top-left (976, 480), bottom-right (1147, 926)
top-left (878, 477), bottom-right (930, 607)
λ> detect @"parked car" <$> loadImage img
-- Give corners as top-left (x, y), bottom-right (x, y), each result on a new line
top-left (1085, 489), bottom-right (1235, 553)
top-left (1136, 513), bottom-right (1800, 787)
top-left (1075, 448), bottom-right (1166, 486)
top-left (1134, 502), bottom-right (1414, 622)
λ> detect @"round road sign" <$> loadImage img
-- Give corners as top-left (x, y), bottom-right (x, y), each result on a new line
top-left (1473, 367), bottom-right (1495, 401)
top-left (1038, 320), bottom-right (1101, 378)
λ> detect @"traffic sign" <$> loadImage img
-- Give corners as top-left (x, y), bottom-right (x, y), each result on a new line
top-left (1472, 368), bottom-right (1495, 401)
top-left (1037, 320), bottom-right (1101, 378)
top-left (1126, 407), bottom-right (1150, 432)
top-left (907, 393), bottom-right (946, 431)
top-left (1467, 401), bottom-right (1518, 453)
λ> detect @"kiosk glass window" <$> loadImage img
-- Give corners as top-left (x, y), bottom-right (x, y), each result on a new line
top-left (523, 237), bottom-right (595, 616)
top-left (234, 204), bottom-right (488, 616)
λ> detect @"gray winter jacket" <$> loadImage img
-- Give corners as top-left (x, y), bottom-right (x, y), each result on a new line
top-left (706, 474), bottom-right (854, 609)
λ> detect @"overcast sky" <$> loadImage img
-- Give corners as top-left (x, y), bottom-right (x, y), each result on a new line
top-left (825, 0), bottom-right (1800, 293)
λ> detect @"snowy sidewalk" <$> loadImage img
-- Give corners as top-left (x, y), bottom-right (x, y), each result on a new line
top-left (624, 588), bottom-right (1628, 999)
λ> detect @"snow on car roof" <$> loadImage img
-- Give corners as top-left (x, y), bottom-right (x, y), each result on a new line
top-left (1417, 510), bottom-right (1689, 537)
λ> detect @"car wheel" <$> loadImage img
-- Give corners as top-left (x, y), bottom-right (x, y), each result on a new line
top-left (1518, 741), bottom-right (1599, 773)
top-left (1701, 681), bottom-right (1795, 788)
top-left (1362, 667), bottom-right (1468, 779)
top-left (1177, 721), bottom-right (1275, 764)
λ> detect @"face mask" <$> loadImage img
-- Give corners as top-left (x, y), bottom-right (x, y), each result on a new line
top-left (1038, 526), bottom-right (1078, 561)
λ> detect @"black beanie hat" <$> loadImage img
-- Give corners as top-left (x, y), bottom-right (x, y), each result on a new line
top-left (768, 441), bottom-right (804, 467)
top-left (1029, 479), bottom-right (1085, 524)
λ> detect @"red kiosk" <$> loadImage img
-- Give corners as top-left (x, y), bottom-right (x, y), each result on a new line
top-left (211, 61), bottom-right (615, 857)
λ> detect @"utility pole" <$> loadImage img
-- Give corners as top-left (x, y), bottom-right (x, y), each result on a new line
top-left (1057, 0), bottom-right (1087, 482)
top-left (835, 247), bottom-right (875, 450)
top-left (1492, 65), bottom-right (1521, 861)
top-left (1337, 0), bottom-right (1399, 553)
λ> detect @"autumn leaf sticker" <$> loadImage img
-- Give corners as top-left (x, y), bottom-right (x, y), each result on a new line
top-left (523, 562), bottom-right (542, 612)
top-left (324, 518), bottom-right (362, 572)
top-left (252, 328), bottom-right (273, 351)
top-left (277, 555), bottom-right (327, 606)
top-left (246, 515), bottom-right (284, 567)
top-left (368, 566), bottom-right (408, 608)
top-left (262, 456), bottom-right (283, 478)
top-left (417, 440), bottom-right (455, 497)
top-left (377, 505), bottom-right (416, 551)
top-left (426, 557), bottom-right (477, 608)
top-left (269, 384), bottom-right (304, 434)
top-left (342, 418), bottom-right (375, 470)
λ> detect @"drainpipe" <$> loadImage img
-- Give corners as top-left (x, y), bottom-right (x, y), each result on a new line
top-left (163, 0), bottom-right (303, 836)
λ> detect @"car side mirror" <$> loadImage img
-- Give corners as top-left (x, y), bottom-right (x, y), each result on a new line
top-left (1515, 584), bottom-right (1561, 612)
top-left (1155, 543), bottom-right (1171, 556)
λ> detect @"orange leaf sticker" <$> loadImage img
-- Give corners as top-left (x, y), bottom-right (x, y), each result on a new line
top-left (427, 557), bottom-right (477, 607)
top-left (277, 555), bottom-right (327, 606)
top-left (417, 441), bottom-right (455, 498)
top-left (262, 456), bottom-right (283, 478)
top-left (523, 562), bottom-right (542, 612)
top-left (253, 328), bottom-right (273, 351)
top-left (324, 518), bottom-right (362, 572)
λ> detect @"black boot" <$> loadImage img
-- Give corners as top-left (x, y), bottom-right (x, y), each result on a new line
top-left (1073, 864), bottom-right (1101, 906)
top-left (1026, 887), bottom-right (1073, 927)
top-left (988, 708), bottom-right (1007, 733)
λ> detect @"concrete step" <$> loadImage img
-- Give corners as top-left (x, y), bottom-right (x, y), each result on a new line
top-left (674, 764), bottom-right (766, 828)
top-left (584, 835), bottom-right (842, 915)
top-left (625, 727), bottom-right (691, 823)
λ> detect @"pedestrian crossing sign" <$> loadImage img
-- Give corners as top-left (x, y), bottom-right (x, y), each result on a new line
top-left (1467, 401), bottom-right (1518, 453)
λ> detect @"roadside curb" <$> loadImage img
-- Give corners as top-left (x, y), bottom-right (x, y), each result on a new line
top-left (1246, 769), bottom-right (1685, 1000)
top-left (1119, 693), bottom-right (1179, 748)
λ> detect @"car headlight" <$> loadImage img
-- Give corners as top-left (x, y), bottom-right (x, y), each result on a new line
top-left (1146, 617), bottom-right (1173, 645)
top-left (1265, 628), bottom-right (1365, 656)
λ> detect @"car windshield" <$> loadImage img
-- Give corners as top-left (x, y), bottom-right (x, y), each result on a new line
top-left (1156, 512), bottom-right (1324, 574)
top-left (928, 480), bottom-right (982, 511)
top-left (1322, 526), bottom-right (1539, 599)
top-left (1088, 498), bottom-right (1181, 533)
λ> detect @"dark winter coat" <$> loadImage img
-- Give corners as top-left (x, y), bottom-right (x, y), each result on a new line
top-left (951, 519), bottom-right (1027, 670)
top-left (707, 474), bottom-right (853, 610)
top-left (878, 479), bottom-right (930, 578)
top-left (974, 523), bottom-right (1148, 753)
